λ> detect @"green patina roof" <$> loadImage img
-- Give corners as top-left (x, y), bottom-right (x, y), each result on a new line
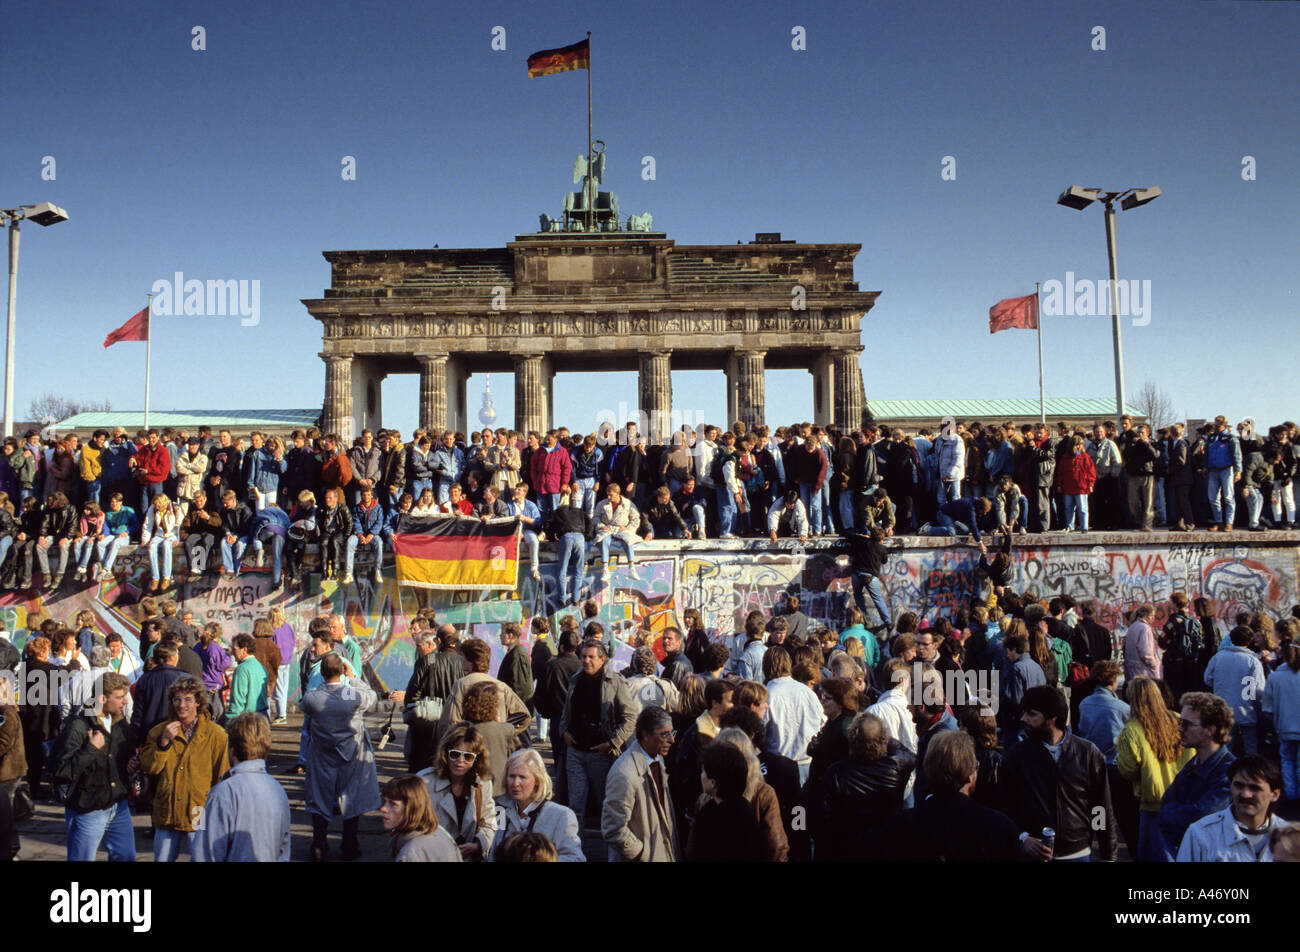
top-left (55, 409), bottom-right (321, 430)
top-left (865, 398), bottom-right (1145, 421)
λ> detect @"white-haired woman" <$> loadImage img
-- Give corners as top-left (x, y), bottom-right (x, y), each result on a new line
top-left (492, 748), bottom-right (585, 862)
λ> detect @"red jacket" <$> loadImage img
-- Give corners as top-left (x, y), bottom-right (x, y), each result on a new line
top-left (321, 452), bottom-right (353, 493)
top-left (135, 443), bottom-right (171, 486)
top-left (1058, 450), bottom-right (1097, 495)
top-left (529, 445), bottom-right (572, 494)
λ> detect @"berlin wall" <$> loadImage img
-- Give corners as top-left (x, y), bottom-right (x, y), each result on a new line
top-left (3, 535), bottom-right (1296, 703)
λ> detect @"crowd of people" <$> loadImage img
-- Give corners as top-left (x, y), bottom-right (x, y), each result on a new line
top-left (2, 412), bottom-right (1294, 598)
top-left (3, 570), bottom-right (1298, 863)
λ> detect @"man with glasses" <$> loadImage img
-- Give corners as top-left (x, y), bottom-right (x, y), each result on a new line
top-left (560, 640), bottom-right (636, 823)
top-left (602, 705), bottom-right (680, 862)
top-left (1156, 692), bottom-right (1236, 862)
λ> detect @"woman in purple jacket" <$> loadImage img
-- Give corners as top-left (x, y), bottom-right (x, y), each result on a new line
top-left (269, 607), bottom-right (296, 724)
top-left (194, 621), bottom-right (233, 721)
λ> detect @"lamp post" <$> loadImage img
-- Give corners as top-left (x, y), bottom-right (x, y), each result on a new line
top-left (1056, 185), bottom-right (1161, 431)
top-left (3, 202), bottom-right (70, 438)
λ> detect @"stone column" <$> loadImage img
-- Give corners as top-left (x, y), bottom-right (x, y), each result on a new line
top-left (638, 351), bottom-right (673, 442)
top-left (833, 348), bottom-right (866, 430)
top-left (733, 349), bottom-right (766, 429)
top-left (417, 354), bottom-right (447, 434)
top-left (514, 354), bottom-right (550, 436)
top-left (321, 354), bottom-right (354, 443)
top-left (810, 353), bottom-right (834, 426)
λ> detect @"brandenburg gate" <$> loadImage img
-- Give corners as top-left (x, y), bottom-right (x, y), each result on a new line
top-left (304, 163), bottom-right (880, 442)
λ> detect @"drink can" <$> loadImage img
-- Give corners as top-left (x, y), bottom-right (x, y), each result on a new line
top-left (1041, 826), bottom-right (1056, 856)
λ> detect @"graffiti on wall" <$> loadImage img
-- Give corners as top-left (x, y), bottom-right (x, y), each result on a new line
top-left (2, 539), bottom-right (1297, 700)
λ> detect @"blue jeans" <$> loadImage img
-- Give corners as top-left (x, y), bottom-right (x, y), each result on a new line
top-left (1017, 496), bottom-right (1029, 529)
top-left (520, 529), bottom-right (539, 573)
top-left (221, 536), bottom-right (249, 573)
top-left (853, 572), bottom-right (890, 630)
top-left (681, 501), bottom-right (707, 538)
top-left (255, 531), bottom-right (286, 584)
top-left (1207, 468), bottom-right (1236, 525)
top-left (435, 478), bottom-right (456, 505)
top-left (557, 532), bottom-right (586, 604)
top-left (85, 479), bottom-right (101, 504)
top-left (274, 663), bottom-right (291, 720)
top-left (537, 492), bottom-right (561, 522)
top-left (1063, 494), bottom-right (1089, 531)
top-left (147, 537), bottom-right (174, 580)
top-left (140, 482), bottom-right (164, 517)
top-left (66, 800), bottom-right (135, 861)
top-left (154, 828), bottom-right (196, 862)
top-left (798, 482), bottom-right (823, 534)
top-left (931, 513), bottom-right (970, 537)
top-left (344, 534), bottom-right (382, 577)
top-left (1280, 738), bottom-right (1299, 802)
top-left (566, 746), bottom-right (614, 816)
top-left (595, 532), bottom-right (636, 569)
top-left (938, 480), bottom-right (961, 506)
top-left (1242, 486), bottom-right (1264, 528)
top-left (409, 479), bottom-right (432, 501)
top-left (1137, 810), bottom-right (1166, 863)
top-left (74, 536), bottom-right (96, 569)
top-left (716, 486), bottom-right (737, 536)
top-left (96, 535), bottom-right (125, 574)
top-left (838, 492), bottom-right (857, 532)
top-left (576, 477), bottom-right (598, 519)
top-left (821, 482), bottom-right (833, 531)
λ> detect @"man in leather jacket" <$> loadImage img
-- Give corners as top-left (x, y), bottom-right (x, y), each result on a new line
top-left (815, 711), bottom-right (916, 861)
top-left (1000, 685), bottom-right (1117, 862)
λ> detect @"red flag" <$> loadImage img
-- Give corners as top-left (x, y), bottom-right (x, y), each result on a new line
top-left (988, 293), bottom-right (1038, 334)
top-left (103, 306), bottom-right (149, 348)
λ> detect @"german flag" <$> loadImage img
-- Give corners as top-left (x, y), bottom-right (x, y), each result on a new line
top-left (527, 38), bottom-right (589, 78)
top-left (392, 515), bottom-right (520, 590)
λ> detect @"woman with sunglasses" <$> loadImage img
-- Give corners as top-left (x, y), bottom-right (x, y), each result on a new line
top-left (492, 749), bottom-right (585, 862)
top-left (418, 725), bottom-right (497, 861)
top-left (380, 774), bottom-right (462, 862)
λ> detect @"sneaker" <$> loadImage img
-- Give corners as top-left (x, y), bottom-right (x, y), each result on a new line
top-left (256, 550), bottom-right (264, 567)
top-left (1250, 525), bottom-right (1266, 532)
top-left (273, 717), bottom-right (288, 726)
top-left (373, 568), bottom-right (383, 583)
top-left (720, 533), bottom-right (738, 540)
top-left (340, 572), bottom-right (353, 585)
top-left (90, 565), bottom-right (100, 582)
top-left (74, 567), bottom-right (87, 581)
top-left (530, 568), bottom-right (541, 581)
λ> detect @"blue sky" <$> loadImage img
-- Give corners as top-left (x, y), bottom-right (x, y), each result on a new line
top-left (1, 0), bottom-right (1296, 435)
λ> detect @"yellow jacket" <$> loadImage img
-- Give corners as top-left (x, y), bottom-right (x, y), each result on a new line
top-left (1116, 718), bottom-right (1193, 811)
top-left (79, 444), bottom-right (102, 482)
top-left (140, 715), bottom-right (230, 832)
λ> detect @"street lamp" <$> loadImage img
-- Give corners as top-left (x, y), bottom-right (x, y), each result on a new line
top-left (3, 202), bottom-right (69, 438)
top-left (1056, 185), bottom-right (1161, 431)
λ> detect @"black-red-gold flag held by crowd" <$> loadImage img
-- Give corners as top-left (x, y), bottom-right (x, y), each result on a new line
top-left (391, 515), bottom-right (521, 590)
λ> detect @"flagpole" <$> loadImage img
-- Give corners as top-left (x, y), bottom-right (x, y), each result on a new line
top-left (1035, 281), bottom-right (1044, 424)
top-left (144, 292), bottom-right (152, 430)
top-left (586, 31), bottom-right (593, 233)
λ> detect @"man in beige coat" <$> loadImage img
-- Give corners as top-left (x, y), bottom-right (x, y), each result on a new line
top-left (436, 637), bottom-right (531, 744)
top-left (602, 706), bottom-right (680, 862)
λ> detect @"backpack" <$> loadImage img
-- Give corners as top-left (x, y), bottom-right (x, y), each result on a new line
top-left (710, 450), bottom-right (735, 486)
top-left (1206, 436), bottom-right (1233, 470)
top-left (1162, 612), bottom-right (1203, 661)
top-left (1050, 637), bottom-right (1073, 686)
top-left (44, 714), bottom-right (92, 806)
